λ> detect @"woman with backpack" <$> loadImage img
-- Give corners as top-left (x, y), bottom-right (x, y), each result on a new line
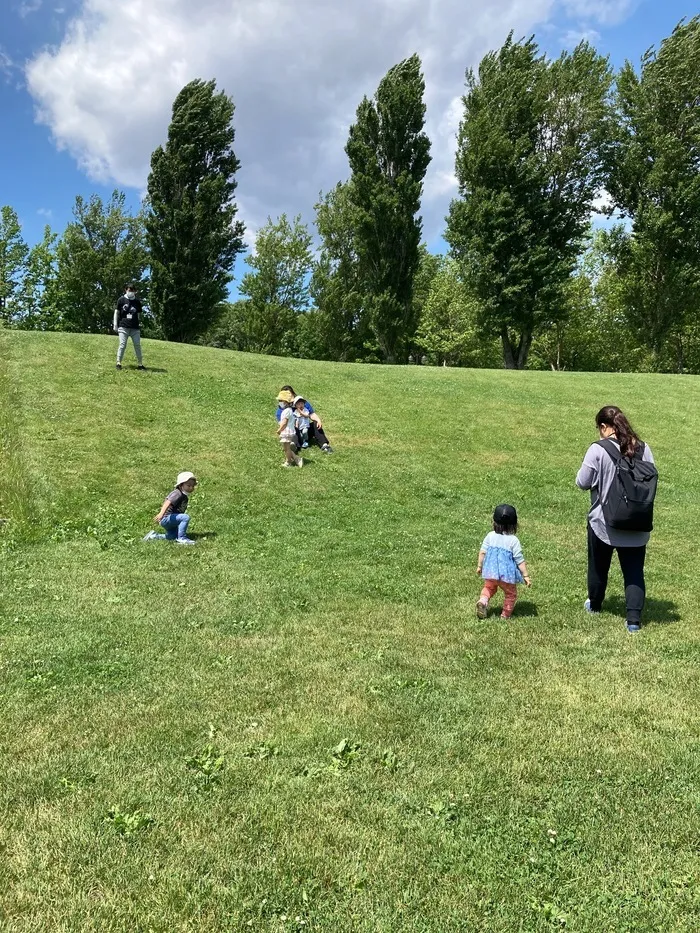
top-left (576, 406), bottom-right (658, 633)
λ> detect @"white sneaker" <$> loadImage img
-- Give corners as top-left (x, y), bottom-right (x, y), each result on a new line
top-left (296, 457), bottom-right (303, 468)
top-left (282, 461), bottom-right (293, 468)
top-left (584, 599), bottom-right (599, 614)
top-left (176, 537), bottom-right (196, 546)
top-left (142, 531), bottom-right (166, 541)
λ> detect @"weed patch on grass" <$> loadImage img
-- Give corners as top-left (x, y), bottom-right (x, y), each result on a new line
top-left (104, 805), bottom-right (155, 838)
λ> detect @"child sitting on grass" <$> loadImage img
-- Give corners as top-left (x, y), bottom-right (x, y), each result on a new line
top-left (277, 393), bottom-right (303, 468)
top-left (293, 396), bottom-right (312, 448)
top-left (143, 471), bottom-right (197, 545)
top-left (476, 504), bottom-right (531, 619)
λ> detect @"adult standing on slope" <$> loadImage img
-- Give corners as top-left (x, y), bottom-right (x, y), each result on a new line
top-left (576, 405), bottom-right (657, 633)
top-left (114, 283), bottom-right (146, 371)
top-left (276, 385), bottom-right (334, 453)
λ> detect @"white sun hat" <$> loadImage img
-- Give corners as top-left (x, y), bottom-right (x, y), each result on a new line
top-left (176, 471), bottom-right (197, 486)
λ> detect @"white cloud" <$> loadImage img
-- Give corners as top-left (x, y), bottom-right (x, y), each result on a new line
top-left (37, 207), bottom-right (54, 218)
top-left (18, 0), bottom-right (43, 16)
top-left (26, 0), bottom-right (637, 242)
top-left (592, 188), bottom-right (614, 213)
top-left (1, 48), bottom-right (16, 80)
top-left (563, 0), bottom-right (638, 26)
top-left (560, 27), bottom-right (602, 48)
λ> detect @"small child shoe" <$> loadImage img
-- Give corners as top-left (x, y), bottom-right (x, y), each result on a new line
top-left (296, 457), bottom-right (304, 468)
top-left (302, 442), bottom-right (309, 448)
top-left (142, 530), bottom-right (166, 541)
top-left (282, 461), bottom-right (293, 467)
top-left (475, 600), bottom-right (488, 620)
top-left (176, 537), bottom-right (196, 546)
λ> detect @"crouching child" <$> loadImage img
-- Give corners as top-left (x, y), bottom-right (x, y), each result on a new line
top-left (143, 471), bottom-right (197, 545)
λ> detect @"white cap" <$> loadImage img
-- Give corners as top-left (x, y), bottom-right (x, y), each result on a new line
top-left (176, 471), bottom-right (197, 486)
top-left (292, 396), bottom-right (306, 406)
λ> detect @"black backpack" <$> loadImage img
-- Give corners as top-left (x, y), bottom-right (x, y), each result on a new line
top-left (597, 439), bottom-right (658, 532)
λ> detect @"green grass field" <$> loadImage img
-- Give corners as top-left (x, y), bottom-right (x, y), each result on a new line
top-left (1, 330), bottom-right (699, 932)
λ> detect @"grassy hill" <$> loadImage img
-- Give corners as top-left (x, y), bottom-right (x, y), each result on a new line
top-left (1, 330), bottom-right (699, 931)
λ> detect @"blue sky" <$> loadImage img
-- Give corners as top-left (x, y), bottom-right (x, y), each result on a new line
top-left (0, 0), bottom-right (696, 276)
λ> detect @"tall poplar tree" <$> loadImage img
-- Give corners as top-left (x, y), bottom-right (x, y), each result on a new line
top-left (345, 54), bottom-right (431, 362)
top-left (146, 79), bottom-right (245, 342)
top-left (446, 36), bottom-right (612, 369)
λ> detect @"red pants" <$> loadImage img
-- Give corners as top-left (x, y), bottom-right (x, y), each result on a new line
top-left (480, 579), bottom-right (517, 618)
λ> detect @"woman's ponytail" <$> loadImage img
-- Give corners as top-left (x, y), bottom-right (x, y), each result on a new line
top-left (596, 406), bottom-right (640, 458)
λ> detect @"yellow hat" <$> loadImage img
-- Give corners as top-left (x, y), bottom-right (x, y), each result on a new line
top-left (277, 390), bottom-right (294, 404)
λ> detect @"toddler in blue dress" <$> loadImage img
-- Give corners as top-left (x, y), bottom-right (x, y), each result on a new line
top-left (476, 504), bottom-right (531, 619)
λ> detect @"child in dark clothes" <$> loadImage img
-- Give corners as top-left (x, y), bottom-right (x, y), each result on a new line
top-left (143, 471), bottom-right (197, 545)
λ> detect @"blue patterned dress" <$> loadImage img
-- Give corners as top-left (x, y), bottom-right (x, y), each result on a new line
top-left (480, 531), bottom-right (525, 585)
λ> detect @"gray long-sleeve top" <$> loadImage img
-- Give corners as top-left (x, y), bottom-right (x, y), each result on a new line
top-left (576, 439), bottom-right (655, 547)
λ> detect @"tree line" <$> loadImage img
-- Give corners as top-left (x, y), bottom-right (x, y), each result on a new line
top-left (1, 17), bottom-right (698, 372)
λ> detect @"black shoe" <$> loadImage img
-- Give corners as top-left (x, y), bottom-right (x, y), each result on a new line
top-left (137, 365), bottom-right (146, 371)
top-left (116, 363), bottom-right (122, 370)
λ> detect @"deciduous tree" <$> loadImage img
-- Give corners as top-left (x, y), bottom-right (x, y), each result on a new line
top-left (416, 258), bottom-right (500, 367)
top-left (605, 16), bottom-right (700, 371)
top-left (238, 214), bottom-right (314, 355)
top-left (14, 225), bottom-right (58, 330)
top-left (0, 206), bottom-right (29, 324)
top-left (447, 35), bottom-right (612, 369)
top-left (311, 183), bottom-right (366, 361)
top-left (51, 192), bottom-right (147, 333)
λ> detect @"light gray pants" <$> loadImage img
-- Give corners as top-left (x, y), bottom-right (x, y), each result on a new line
top-left (117, 327), bottom-right (143, 364)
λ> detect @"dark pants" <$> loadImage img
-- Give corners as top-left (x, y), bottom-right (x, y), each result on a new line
top-left (297, 422), bottom-right (331, 450)
top-left (587, 524), bottom-right (647, 624)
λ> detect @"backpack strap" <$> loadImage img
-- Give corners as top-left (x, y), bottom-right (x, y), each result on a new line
top-left (596, 438), bottom-right (646, 462)
top-left (596, 438), bottom-right (621, 462)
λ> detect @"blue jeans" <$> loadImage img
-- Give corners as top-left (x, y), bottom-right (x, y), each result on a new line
top-left (160, 512), bottom-right (190, 540)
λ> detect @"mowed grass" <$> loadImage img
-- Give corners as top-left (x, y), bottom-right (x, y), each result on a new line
top-left (1, 330), bottom-right (699, 932)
